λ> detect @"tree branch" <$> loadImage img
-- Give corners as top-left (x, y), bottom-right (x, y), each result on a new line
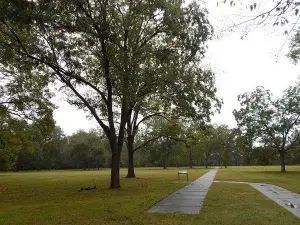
top-left (222, 0), bottom-right (284, 32)
top-left (133, 136), bottom-right (161, 152)
top-left (57, 73), bottom-right (109, 134)
top-left (134, 112), bottom-right (168, 131)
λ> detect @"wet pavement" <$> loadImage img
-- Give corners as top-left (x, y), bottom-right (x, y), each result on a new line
top-left (147, 168), bottom-right (218, 214)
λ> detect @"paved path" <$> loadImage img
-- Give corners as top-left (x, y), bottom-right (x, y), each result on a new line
top-left (215, 180), bottom-right (300, 218)
top-left (147, 168), bottom-right (218, 214)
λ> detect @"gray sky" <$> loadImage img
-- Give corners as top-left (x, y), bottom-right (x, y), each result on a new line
top-left (53, 1), bottom-right (300, 135)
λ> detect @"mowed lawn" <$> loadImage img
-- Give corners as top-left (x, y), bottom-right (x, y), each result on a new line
top-left (216, 165), bottom-right (300, 194)
top-left (0, 167), bottom-right (300, 225)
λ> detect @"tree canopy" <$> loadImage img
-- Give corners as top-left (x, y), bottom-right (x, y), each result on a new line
top-left (233, 80), bottom-right (300, 172)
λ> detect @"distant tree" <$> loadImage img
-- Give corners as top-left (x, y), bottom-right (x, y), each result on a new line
top-left (184, 124), bottom-right (213, 168)
top-left (195, 127), bottom-right (213, 168)
top-left (67, 130), bottom-right (107, 170)
top-left (14, 125), bottom-right (65, 171)
top-left (289, 135), bottom-right (300, 164)
top-left (252, 146), bottom-right (274, 166)
top-left (232, 133), bottom-right (254, 166)
top-left (138, 118), bottom-right (187, 169)
top-left (38, 126), bottom-right (66, 170)
top-left (233, 81), bottom-right (300, 172)
top-left (213, 125), bottom-right (234, 168)
top-left (0, 115), bottom-right (29, 170)
top-left (0, 108), bottom-right (55, 171)
top-left (197, 125), bottom-right (233, 168)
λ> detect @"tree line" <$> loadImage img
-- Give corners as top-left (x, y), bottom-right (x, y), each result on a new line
top-left (1, 107), bottom-right (299, 173)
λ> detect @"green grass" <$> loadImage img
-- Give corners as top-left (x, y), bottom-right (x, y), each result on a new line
top-left (0, 166), bottom-right (300, 225)
top-left (0, 168), bottom-right (209, 225)
top-left (216, 165), bottom-right (300, 194)
top-left (198, 183), bottom-right (300, 225)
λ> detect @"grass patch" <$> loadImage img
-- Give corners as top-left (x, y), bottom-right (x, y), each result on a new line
top-left (216, 166), bottom-right (300, 194)
top-left (197, 183), bottom-right (300, 225)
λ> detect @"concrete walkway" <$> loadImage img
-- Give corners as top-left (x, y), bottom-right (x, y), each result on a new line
top-left (215, 180), bottom-right (300, 218)
top-left (147, 168), bottom-right (218, 214)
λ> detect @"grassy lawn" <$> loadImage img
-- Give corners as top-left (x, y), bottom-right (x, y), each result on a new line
top-left (1, 167), bottom-right (300, 225)
top-left (198, 183), bottom-right (300, 225)
top-left (216, 166), bottom-right (300, 194)
top-left (0, 168), bottom-right (209, 225)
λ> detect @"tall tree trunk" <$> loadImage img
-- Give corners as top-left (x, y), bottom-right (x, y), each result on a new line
top-left (126, 135), bottom-right (136, 178)
top-left (205, 157), bottom-right (208, 168)
top-left (109, 98), bottom-right (128, 188)
top-left (280, 150), bottom-right (286, 172)
top-left (107, 130), bottom-right (121, 189)
top-left (189, 148), bottom-right (193, 168)
top-left (110, 147), bottom-right (121, 188)
top-left (163, 158), bottom-right (167, 169)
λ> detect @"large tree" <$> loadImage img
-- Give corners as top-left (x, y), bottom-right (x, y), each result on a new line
top-left (233, 82), bottom-right (300, 172)
top-left (0, 0), bottom-right (214, 188)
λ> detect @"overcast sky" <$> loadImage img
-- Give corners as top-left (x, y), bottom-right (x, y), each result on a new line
top-left (53, 1), bottom-right (300, 135)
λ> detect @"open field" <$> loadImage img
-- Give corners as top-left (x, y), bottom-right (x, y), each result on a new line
top-left (216, 166), bottom-right (300, 194)
top-left (1, 166), bottom-right (300, 225)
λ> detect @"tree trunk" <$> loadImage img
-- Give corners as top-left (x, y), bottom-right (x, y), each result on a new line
top-left (126, 136), bottom-right (136, 178)
top-left (280, 151), bottom-right (286, 172)
top-left (108, 98), bottom-right (128, 188)
top-left (163, 158), bottom-right (167, 169)
top-left (205, 157), bottom-right (208, 168)
top-left (110, 148), bottom-right (121, 188)
top-left (189, 148), bottom-right (193, 168)
top-left (108, 129), bottom-right (122, 189)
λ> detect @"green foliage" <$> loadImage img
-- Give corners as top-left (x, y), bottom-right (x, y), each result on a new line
top-left (0, 116), bottom-right (28, 170)
top-left (0, 109), bottom-right (53, 171)
top-left (67, 130), bottom-right (108, 169)
top-left (196, 125), bottom-right (234, 167)
top-left (233, 81), bottom-right (300, 171)
top-left (290, 30), bottom-right (300, 62)
top-left (232, 133), bottom-right (254, 165)
top-left (12, 128), bottom-right (110, 171)
top-left (140, 118), bottom-right (186, 168)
